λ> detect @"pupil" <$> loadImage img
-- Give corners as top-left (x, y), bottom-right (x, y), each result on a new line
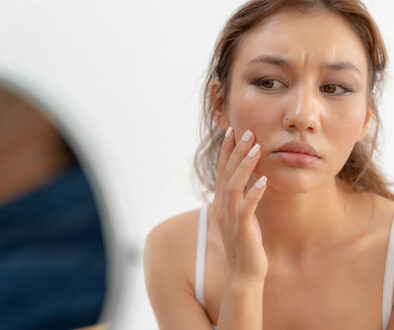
top-left (263, 80), bottom-right (274, 88)
top-left (325, 85), bottom-right (336, 93)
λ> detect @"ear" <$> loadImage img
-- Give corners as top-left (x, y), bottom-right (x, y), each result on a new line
top-left (210, 80), bottom-right (230, 131)
top-left (357, 106), bottom-right (373, 142)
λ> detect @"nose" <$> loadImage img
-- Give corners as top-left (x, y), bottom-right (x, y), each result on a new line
top-left (283, 84), bottom-right (321, 133)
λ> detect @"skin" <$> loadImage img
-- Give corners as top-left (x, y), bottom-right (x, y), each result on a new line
top-left (144, 8), bottom-right (394, 330)
top-left (213, 8), bottom-right (378, 265)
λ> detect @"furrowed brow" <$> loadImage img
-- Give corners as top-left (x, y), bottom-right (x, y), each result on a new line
top-left (322, 62), bottom-right (361, 76)
top-left (247, 55), bottom-right (291, 68)
top-left (247, 55), bottom-right (361, 76)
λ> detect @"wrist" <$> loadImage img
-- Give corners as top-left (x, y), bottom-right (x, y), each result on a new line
top-left (227, 273), bottom-right (266, 291)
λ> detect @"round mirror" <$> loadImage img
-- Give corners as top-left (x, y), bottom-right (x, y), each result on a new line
top-left (0, 80), bottom-right (112, 330)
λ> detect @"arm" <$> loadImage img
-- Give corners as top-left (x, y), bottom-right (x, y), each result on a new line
top-left (144, 128), bottom-right (268, 329)
top-left (144, 216), bottom-right (267, 330)
top-left (211, 126), bottom-right (268, 329)
top-left (144, 220), bottom-right (215, 330)
top-left (216, 276), bottom-right (264, 330)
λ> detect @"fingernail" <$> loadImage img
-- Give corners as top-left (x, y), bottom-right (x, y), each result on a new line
top-left (255, 176), bottom-right (267, 189)
top-left (225, 126), bottom-right (233, 138)
top-left (247, 144), bottom-right (260, 158)
top-left (241, 129), bottom-right (253, 142)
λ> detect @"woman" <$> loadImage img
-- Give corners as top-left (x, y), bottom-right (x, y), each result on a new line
top-left (144, 0), bottom-right (394, 329)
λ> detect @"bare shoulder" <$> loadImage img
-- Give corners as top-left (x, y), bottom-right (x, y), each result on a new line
top-left (143, 207), bottom-right (202, 292)
top-left (143, 207), bottom-right (216, 329)
top-left (371, 193), bottom-right (394, 229)
top-left (352, 191), bottom-right (394, 233)
top-left (144, 208), bottom-right (201, 262)
top-left (145, 208), bottom-right (201, 244)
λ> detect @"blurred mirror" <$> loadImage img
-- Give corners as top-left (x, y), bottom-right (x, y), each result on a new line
top-left (0, 85), bottom-right (108, 330)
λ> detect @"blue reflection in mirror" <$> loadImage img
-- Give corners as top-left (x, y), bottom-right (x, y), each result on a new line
top-left (0, 86), bottom-right (107, 330)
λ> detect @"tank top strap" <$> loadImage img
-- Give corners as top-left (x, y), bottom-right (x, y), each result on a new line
top-left (195, 204), bottom-right (209, 308)
top-left (382, 213), bottom-right (394, 330)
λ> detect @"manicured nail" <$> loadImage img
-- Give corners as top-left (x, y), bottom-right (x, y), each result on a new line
top-left (255, 176), bottom-right (267, 189)
top-left (225, 126), bottom-right (233, 138)
top-left (247, 144), bottom-right (260, 158)
top-left (241, 129), bottom-right (253, 142)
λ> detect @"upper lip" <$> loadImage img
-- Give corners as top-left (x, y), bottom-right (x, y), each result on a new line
top-left (274, 141), bottom-right (320, 158)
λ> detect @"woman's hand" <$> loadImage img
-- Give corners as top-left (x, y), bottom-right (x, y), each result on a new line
top-left (213, 127), bottom-right (268, 282)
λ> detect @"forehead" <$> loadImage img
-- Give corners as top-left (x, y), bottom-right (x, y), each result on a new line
top-left (232, 8), bottom-right (368, 76)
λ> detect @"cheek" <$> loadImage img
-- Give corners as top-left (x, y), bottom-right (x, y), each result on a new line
top-left (227, 84), bottom-right (368, 154)
top-left (324, 103), bottom-right (368, 151)
top-left (227, 87), bottom-right (279, 141)
top-left (320, 102), bottom-right (369, 177)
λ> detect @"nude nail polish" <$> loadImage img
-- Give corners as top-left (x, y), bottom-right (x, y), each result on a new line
top-left (247, 144), bottom-right (260, 158)
top-left (241, 129), bottom-right (253, 142)
top-left (255, 176), bottom-right (267, 189)
top-left (225, 126), bottom-right (233, 138)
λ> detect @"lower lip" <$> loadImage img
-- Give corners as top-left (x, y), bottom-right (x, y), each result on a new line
top-left (273, 151), bottom-right (320, 166)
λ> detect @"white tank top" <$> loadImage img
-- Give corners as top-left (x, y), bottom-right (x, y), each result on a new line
top-left (194, 204), bottom-right (394, 330)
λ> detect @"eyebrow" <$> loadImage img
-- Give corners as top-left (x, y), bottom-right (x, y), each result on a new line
top-left (247, 54), bottom-right (362, 76)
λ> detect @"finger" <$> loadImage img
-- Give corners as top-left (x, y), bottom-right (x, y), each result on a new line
top-left (215, 126), bottom-right (235, 195)
top-left (222, 129), bottom-right (255, 190)
top-left (237, 175), bottom-right (267, 225)
top-left (214, 127), bottom-right (235, 227)
top-left (225, 143), bottom-right (261, 209)
top-left (220, 129), bottom-right (256, 226)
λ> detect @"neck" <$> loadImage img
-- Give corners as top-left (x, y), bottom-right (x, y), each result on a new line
top-left (253, 176), bottom-right (358, 265)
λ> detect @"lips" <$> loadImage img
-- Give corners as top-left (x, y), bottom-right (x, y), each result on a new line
top-left (273, 141), bottom-right (320, 158)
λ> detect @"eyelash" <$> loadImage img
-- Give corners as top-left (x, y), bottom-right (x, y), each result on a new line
top-left (253, 78), bottom-right (354, 95)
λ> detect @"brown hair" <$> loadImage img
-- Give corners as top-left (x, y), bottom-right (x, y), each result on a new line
top-left (193, 0), bottom-right (394, 200)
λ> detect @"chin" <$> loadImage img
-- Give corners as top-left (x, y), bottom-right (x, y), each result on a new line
top-left (269, 181), bottom-right (319, 194)
top-left (253, 167), bottom-right (328, 194)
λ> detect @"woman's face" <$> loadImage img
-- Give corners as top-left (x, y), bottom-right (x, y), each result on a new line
top-left (217, 9), bottom-right (372, 193)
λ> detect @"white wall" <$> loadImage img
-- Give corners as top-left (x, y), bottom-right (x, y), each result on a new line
top-left (0, 1), bottom-right (392, 329)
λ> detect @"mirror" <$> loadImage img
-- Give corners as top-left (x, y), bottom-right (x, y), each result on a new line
top-left (0, 83), bottom-right (109, 330)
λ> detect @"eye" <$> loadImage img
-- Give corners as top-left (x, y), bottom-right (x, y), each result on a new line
top-left (254, 79), bottom-right (285, 91)
top-left (321, 84), bottom-right (352, 96)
